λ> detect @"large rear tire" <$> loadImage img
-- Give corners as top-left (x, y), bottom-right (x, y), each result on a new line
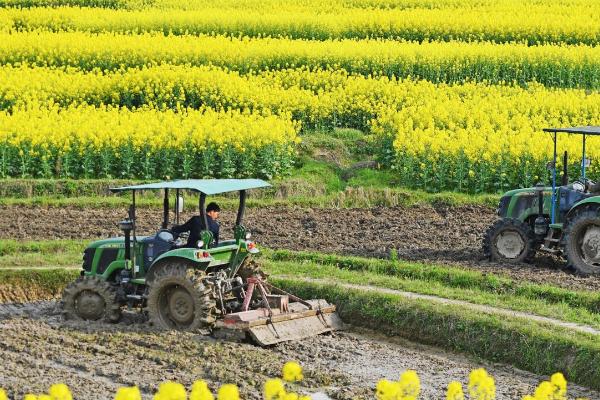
top-left (146, 262), bottom-right (217, 331)
top-left (483, 218), bottom-right (537, 263)
top-left (564, 210), bottom-right (600, 276)
top-left (61, 276), bottom-right (121, 322)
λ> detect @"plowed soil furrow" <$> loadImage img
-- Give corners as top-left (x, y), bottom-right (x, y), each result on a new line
top-left (3, 205), bottom-right (600, 291)
top-left (0, 306), bottom-right (599, 400)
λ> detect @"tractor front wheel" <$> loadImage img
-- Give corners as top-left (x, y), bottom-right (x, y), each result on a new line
top-left (146, 263), bottom-right (217, 331)
top-left (483, 218), bottom-right (537, 263)
top-left (61, 276), bottom-right (121, 322)
top-left (564, 210), bottom-right (600, 276)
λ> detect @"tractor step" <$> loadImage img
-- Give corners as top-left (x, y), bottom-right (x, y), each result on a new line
top-left (542, 226), bottom-right (563, 252)
top-left (540, 245), bottom-right (561, 254)
top-left (214, 299), bottom-right (343, 346)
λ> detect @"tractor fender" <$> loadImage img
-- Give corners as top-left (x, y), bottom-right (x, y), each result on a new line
top-left (145, 249), bottom-right (212, 284)
top-left (565, 197), bottom-right (600, 221)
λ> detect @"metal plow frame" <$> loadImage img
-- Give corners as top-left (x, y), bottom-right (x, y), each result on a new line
top-left (214, 278), bottom-right (344, 346)
top-left (216, 299), bottom-right (343, 346)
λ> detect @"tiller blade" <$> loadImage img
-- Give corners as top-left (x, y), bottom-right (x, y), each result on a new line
top-left (214, 278), bottom-right (343, 346)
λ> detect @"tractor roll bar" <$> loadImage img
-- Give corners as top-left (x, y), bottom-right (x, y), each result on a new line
top-left (199, 193), bottom-right (209, 232)
top-left (551, 132), bottom-right (557, 224)
top-left (236, 190), bottom-right (246, 226)
top-left (162, 188), bottom-right (169, 229)
top-left (582, 133), bottom-right (587, 181)
top-left (175, 189), bottom-right (180, 224)
top-left (131, 190), bottom-right (137, 275)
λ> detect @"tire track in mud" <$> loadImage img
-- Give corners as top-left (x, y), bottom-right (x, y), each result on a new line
top-left (2, 204), bottom-right (600, 291)
top-left (0, 304), bottom-right (599, 400)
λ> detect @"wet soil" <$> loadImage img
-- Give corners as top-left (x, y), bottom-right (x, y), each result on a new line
top-left (2, 204), bottom-right (600, 291)
top-left (0, 303), bottom-right (598, 400)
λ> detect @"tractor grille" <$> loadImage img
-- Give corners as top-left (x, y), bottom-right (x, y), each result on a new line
top-left (96, 248), bottom-right (119, 275)
top-left (82, 248), bottom-right (95, 272)
top-left (511, 194), bottom-right (536, 219)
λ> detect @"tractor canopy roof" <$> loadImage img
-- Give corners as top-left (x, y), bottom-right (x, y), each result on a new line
top-left (543, 126), bottom-right (600, 135)
top-left (110, 179), bottom-right (271, 195)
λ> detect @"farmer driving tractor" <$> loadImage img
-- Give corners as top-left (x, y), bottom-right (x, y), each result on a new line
top-left (172, 202), bottom-right (221, 247)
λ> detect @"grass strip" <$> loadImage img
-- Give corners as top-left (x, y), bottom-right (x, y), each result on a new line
top-left (0, 268), bottom-right (79, 302)
top-left (0, 239), bottom-right (86, 269)
top-left (2, 239), bottom-right (599, 320)
top-left (265, 260), bottom-right (600, 330)
top-left (0, 179), bottom-right (498, 209)
top-left (0, 239), bottom-right (87, 256)
top-left (269, 250), bottom-right (600, 315)
top-left (273, 277), bottom-right (600, 390)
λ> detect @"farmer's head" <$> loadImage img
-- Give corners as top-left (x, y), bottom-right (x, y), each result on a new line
top-left (206, 202), bottom-right (221, 220)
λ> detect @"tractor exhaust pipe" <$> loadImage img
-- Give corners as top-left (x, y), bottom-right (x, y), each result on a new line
top-left (118, 219), bottom-right (134, 264)
top-left (562, 151), bottom-right (568, 186)
top-left (534, 184), bottom-right (548, 236)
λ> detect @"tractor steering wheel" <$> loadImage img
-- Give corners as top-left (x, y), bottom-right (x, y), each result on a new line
top-left (156, 229), bottom-right (175, 243)
top-left (572, 180), bottom-right (586, 192)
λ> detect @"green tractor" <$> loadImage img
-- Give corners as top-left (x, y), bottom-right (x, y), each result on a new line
top-left (484, 126), bottom-right (600, 275)
top-left (61, 179), bottom-right (342, 345)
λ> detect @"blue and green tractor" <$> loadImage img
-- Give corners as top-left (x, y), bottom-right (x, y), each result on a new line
top-left (61, 179), bottom-right (341, 345)
top-left (484, 126), bottom-right (600, 275)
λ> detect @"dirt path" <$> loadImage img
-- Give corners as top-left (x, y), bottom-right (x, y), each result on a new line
top-left (2, 204), bottom-right (600, 291)
top-left (282, 277), bottom-right (600, 336)
top-left (0, 302), bottom-right (598, 400)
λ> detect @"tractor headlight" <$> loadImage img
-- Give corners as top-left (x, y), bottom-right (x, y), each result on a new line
top-left (245, 232), bottom-right (252, 240)
top-left (197, 240), bottom-right (204, 248)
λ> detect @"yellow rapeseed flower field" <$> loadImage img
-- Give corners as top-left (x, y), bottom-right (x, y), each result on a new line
top-left (0, 105), bottom-right (299, 179)
top-left (0, 32), bottom-right (599, 89)
top-left (1, 64), bottom-right (598, 190)
top-left (2, 3), bottom-right (600, 44)
top-left (0, 0), bottom-right (598, 190)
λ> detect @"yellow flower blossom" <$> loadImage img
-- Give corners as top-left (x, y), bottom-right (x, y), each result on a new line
top-left (154, 381), bottom-right (187, 400)
top-left (114, 386), bottom-right (142, 400)
top-left (468, 369), bottom-right (496, 400)
top-left (446, 381), bottom-right (464, 400)
top-left (282, 362), bottom-right (303, 382)
top-left (190, 380), bottom-right (214, 400)
top-left (216, 384), bottom-right (239, 400)
top-left (48, 384), bottom-right (72, 400)
top-left (264, 379), bottom-right (286, 400)
top-left (376, 379), bottom-right (399, 400)
top-left (398, 370), bottom-right (420, 400)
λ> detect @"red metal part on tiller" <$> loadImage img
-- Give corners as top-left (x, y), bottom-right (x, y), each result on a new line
top-left (241, 278), bottom-right (256, 312)
top-left (241, 276), bottom-right (276, 315)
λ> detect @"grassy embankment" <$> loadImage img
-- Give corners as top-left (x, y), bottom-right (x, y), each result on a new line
top-left (2, 240), bottom-right (600, 389)
top-left (0, 129), bottom-right (499, 209)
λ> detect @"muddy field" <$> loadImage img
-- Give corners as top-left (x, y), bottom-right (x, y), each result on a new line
top-left (3, 205), bottom-right (600, 398)
top-left (0, 302), bottom-right (598, 400)
top-left (3, 204), bottom-right (600, 291)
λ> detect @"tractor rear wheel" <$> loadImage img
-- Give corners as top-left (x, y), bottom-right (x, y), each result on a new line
top-left (564, 210), bottom-right (600, 276)
top-left (146, 263), bottom-right (217, 331)
top-left (61, 276), bottom-right (121, 322)
top-left (483, 218), bottom-right (536, 263)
